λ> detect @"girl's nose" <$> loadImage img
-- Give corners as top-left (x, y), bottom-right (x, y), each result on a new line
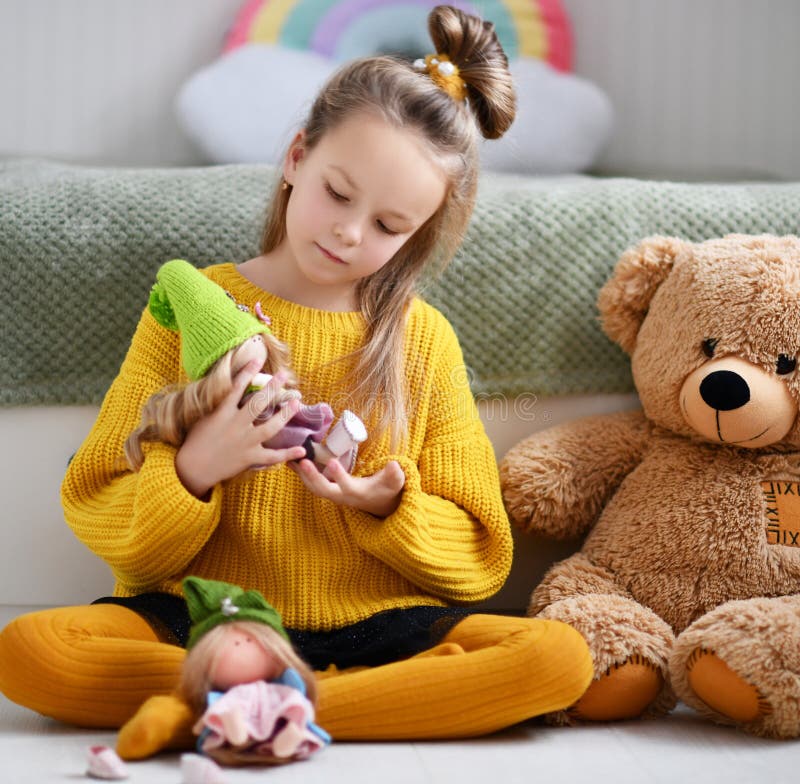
top-left (334, 220), bottom-right (361, 246)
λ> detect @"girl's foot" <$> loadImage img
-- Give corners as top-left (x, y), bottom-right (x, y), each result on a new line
top-left (116, 694), bottom-right (195, 760)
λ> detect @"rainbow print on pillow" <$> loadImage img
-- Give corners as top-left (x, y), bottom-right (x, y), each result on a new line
top-left (223, 0), bottom-right (573, 72)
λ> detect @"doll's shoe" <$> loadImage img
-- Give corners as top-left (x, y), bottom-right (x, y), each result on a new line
top-left (568, 654), bottom-right (663, 721)
top-left (685, 648), bottom-right (770, 724)
top-left (181, 753), bottom-right (228, 784)
top-left (116, 694), bottom-right (195, 760)
top-left (321, 410), bottom-right (367, 472)
top-left (86, 745), bottom-right (129, 780)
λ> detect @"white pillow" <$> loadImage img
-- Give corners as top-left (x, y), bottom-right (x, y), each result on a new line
top-left (480, 58), bottom-right (613, 175)
top-left (176, 45), bottom-right (335, 164)
top-left (176, 43), bottom-right (614, 175)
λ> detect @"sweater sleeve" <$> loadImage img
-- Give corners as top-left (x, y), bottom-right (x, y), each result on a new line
top-left (342, 317), bottom-right (513, 604)
top-left (61, 307), bottom-right (223, 593)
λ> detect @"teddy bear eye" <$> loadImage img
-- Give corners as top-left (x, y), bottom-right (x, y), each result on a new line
top-left (701, 338), bottom-right (718, 358)
top-left (777, 354), bottom-right (797, 375)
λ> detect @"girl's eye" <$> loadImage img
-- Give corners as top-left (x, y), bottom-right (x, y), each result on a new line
top-left (777, 354), bottom-right (797, 375)
top-left (702, 338), bottom-right (718, 358)
top-left (325, 183), bottom-right (348, 202)
top-left (377, 221), bottom-right (399, 236)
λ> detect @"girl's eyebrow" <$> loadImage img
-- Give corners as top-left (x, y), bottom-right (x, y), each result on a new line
top-left (385, 209), bottom-right (413, 223)
top-left (329, 165), bottom-right (358, 191)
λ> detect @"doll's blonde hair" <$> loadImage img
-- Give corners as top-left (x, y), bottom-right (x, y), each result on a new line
top-left (123, 333), bottom-right (297, 471)
top-left (261, 5), bottom-right (515, 449)
top-left (178, 620), bottom-right (318, 717)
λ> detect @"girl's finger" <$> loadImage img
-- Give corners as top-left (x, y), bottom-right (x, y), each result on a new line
top-left (230, 359), bottom-right (264, 403)
top-left (254, 445), bottom-right (308, 468)
top-left (253, 397), bottom-right (300, 439)
top-left (322, 458), bottom-right (352, 490)
top-left (242, 370), bottom-right (289, 417)
top-left (384, 460), bottom-right (406, 490)
top-left (294, 459), bottom-right (339, 499)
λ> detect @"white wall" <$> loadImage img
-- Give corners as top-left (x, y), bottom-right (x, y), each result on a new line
top-left (0, 0), bottom-right (229, 166)
top-left (564, 0), bottom-right (800, 180)
top-left (0, 0), bottom-right (798, 179)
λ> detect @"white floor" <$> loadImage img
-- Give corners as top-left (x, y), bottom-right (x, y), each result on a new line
top-left (1, 608), bottom-right (798, 784)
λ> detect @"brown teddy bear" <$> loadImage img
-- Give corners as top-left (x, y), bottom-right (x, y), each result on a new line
top-left (500, 234), bottom-right (800, 738)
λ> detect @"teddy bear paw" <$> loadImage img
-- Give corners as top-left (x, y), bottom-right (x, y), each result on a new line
top-left (567, 653), bottom-right (663, 721)
top-left (685, 647), bottom-right (771, 724)
top-left (670, 597), bottom-right (800, 737)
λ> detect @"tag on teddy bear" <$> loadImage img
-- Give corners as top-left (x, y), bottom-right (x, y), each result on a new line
top-left (761, 481), bottom-right (800, 547)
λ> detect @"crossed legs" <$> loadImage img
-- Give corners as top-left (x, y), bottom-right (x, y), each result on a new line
top-left (0, 606), bottom-right (592, 756)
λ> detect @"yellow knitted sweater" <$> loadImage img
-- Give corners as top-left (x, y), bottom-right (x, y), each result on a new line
top-left (61, 263), bottom-right (513, 631)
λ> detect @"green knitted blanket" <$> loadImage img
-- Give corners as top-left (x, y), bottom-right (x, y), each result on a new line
top-left (2, 158), bottom-right (800, 406)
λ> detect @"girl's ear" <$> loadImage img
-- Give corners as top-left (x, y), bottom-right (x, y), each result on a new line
top-left (283, 130), bottom-right (307, 186)
top-left (597, 236), bottom-right (687, 354)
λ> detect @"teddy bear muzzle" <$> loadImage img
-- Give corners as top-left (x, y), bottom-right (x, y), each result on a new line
top-left (680, 355), bottom-right (797, 448)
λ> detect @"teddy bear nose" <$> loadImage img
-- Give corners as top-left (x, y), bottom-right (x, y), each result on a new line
top-left (699, 370), bottom-right (751, 411)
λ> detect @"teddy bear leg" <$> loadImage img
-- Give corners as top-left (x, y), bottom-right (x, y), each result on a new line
top-left (670, 596), bottom-right (800, 738)
top-left (568, 654), bottom-right (664, 721)
top-left (537, 592), bottom-right (675, 724)
top-left (530, 553), bottom-right (675, 722)
top-left (684, 649), bottom-right (765, 723)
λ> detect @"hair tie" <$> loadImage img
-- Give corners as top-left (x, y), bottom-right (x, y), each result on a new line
top-left (413, 54), bottom-right (467, 102)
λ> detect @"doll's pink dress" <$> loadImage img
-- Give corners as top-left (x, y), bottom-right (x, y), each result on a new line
top-left (195, 678), bottom-right (329, 764)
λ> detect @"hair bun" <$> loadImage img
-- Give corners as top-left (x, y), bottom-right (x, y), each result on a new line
top-left (428, 4), bottom-right (516, 139)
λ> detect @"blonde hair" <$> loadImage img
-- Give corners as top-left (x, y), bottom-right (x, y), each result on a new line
top-left (261, 5), bottom-right (515, 448)
top-left (124, 332), bottom-right (296, 471)
top-left (178, 621), bottom-right (318, 717)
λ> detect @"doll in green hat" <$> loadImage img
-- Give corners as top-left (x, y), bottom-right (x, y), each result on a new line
top-left (123, 259), bottom-right (366, 475)
top-left (177, 576), bottom-right (330, 768)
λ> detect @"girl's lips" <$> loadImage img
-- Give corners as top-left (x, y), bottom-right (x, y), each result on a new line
top-left (316, 243), bottom-right (347, 265)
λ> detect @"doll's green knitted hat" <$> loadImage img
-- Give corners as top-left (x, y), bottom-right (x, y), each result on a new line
top-left (148, 259), bottom-right (270, 380)
top-left (183, 576), bottom-right (289, 649)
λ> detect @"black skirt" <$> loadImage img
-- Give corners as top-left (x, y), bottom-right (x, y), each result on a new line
top-left (92, 593), bottom-right (474, 671)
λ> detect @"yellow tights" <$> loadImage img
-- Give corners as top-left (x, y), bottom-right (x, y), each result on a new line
top-left (0, 604), bottom-right (185, 728)
top-left (0, 605), bottom-right (592, 755)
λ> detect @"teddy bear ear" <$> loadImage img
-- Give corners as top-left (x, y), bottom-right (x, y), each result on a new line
top-left (597, 236), bottom-right (688, 354)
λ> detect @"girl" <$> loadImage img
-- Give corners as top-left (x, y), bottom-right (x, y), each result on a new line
top-left (0, 5), bottom-right (592, 755)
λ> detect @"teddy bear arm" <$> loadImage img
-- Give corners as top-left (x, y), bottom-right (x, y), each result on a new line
top-left (501, 410), bottom-right (649, 539)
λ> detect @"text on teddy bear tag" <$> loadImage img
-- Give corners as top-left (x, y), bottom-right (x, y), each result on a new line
top-left (761, 481), bottom-right (800, 547)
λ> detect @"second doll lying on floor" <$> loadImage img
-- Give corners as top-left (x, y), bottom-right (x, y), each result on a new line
top-left (180, 576), bottom-right (330, 767)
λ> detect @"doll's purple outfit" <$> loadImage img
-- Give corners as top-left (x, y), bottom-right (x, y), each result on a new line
top-left (246, 398), bottom-right (358, 472)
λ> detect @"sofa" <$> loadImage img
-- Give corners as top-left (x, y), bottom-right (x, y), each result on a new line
top-left (3, 157), bottom-right (800, 610)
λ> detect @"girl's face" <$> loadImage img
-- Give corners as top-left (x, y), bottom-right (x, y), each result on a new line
top-left (281, 112), bottom-right (447, 301)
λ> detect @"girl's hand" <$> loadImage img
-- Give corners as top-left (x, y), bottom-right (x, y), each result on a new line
top-left (290, 456), bottom-right (406, 518)
top-left (175, 361), bottom-right (308, 499)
